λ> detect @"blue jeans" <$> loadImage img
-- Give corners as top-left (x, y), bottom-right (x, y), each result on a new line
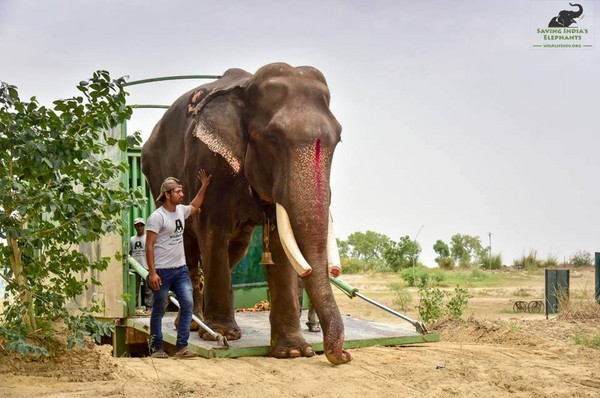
top-left (150, 265), bottom-right (194, 351)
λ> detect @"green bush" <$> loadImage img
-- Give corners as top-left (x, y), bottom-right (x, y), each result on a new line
top-left (418, 286), bottom-right (470, 324)
top-left (569, 250), bottom-right (593, 267)
top-left (418, 287), bottom-right (445, 323)
top-left (342, 258), bottom-right (367, 274)
top-left (399, 267), bottom-right (430, 287)
top-left (479, 253), bottom-right (503, 270)
top-left (430, 271), bottom-right (446, 285)
top-left (446, 287), bottom-right (470, 319)
top-left (437, 257), bottom-right (455, 270)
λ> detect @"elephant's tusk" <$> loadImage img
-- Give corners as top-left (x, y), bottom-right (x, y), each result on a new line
top-left (327, 211), bottom-right (342, 278)
top-left (276, 203), bottom-right (312, 277)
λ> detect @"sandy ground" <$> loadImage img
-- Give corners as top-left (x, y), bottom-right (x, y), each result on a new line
top-left (1, 269), bottom-right (599, 398)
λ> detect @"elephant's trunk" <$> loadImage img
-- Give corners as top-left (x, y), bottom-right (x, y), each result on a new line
top-left (570, 3), bottom-right (583, 18)
top-left (286, 206), bottom-right (349, 364)
top-left (275, 141), bottom-right (350, 365)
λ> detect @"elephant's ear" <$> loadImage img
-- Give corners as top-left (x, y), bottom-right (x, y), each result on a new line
top-left (186, 68), bottom-right (252, 117)
top-left (188, 68), bottom-right (252, 175)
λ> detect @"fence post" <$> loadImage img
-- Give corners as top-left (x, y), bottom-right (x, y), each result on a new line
top-left (595, 252), bottom-right (600, 304)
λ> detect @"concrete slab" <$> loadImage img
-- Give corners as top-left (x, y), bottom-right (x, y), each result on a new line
top-left (126, 310), bottom-right (439, 359)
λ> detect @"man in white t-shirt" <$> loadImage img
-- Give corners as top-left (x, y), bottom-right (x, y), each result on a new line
top-left (129, 217), bottom-right (153, 309)
top-left (146, 170), bottom-right (211, 359)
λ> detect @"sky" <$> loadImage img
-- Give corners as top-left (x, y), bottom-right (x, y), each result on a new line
top-left (1, 0), bottom-right (599, 267)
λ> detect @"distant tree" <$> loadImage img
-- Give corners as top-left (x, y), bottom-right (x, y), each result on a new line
top-left (433, 239), bottom-right (454, 269)
top-left (0, 72), bottom-right (143, 355)
top-left (346, 231), bottom-right (390, 260)
top-left (449, 234), bottom-right (483, 267)
top-left (433, 239), bottom-right (450, 261)
top-left (336, 238), bottom-right (350, 258)
top-left (569, 250), bottom-right (593, 267)
top-left (383, 235), bottom-right (421, 272)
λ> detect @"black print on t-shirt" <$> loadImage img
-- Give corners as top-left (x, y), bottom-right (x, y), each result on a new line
top-left (174, 219), bottom-right (183, 233)
top-left (134, 241), bottom-right (143, 250)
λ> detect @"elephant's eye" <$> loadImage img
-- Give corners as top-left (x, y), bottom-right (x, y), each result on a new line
top-left (249, 129), bottom-right (282, 147)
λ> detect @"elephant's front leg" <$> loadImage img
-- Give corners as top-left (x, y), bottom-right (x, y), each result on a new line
top-left (265, 233), bottom-right (315, 358)
top-left (183, 234), bottom-right (203, 326)
top-left (199, 228), bottom-right (241, 341)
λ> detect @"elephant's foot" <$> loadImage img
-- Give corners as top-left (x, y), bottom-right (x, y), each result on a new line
top-left (173, 312), bottom-right (207, 332)
top-left (199, 321), bottom-right (242, 341)
top-left (190, 320), bottom-right (200, 331)
top-left (173, 312), bottom-right (202, 331)
top-left (270, 335), bottom-right (315, 359)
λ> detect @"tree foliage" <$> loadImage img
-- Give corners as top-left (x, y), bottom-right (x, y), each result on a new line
top-left (382, 235), bottom-right (421, 272)
top-left (0, 71), bottom-right (143, 355)
top-left (449, 234), bottom-right (484, 267)
top-left (336, 238), bottom-right (350, 259)
top-left (346, 231), bottom-right (390, 260)
top-left (433, 239), bottom-right (450, 260)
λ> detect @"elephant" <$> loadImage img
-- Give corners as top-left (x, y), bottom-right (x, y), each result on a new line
top-left (141, 62), bottom-right (350, 365)
top-left (548, 3), bottom-right (583, 27)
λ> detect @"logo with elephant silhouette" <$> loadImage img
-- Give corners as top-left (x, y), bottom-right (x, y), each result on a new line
top-left (530, 1), bottom-right (594, 49)
top-left (548, 2), bottom-right (584, 27)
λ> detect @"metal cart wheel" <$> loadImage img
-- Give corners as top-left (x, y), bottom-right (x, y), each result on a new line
top-left (527, 300), bottom-right (544, 313)
top-left (513, 300), bottom-right (528, 312)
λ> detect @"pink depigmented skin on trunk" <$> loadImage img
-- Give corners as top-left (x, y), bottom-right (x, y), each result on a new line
top-left (314, 138), bottom-right (324, 219)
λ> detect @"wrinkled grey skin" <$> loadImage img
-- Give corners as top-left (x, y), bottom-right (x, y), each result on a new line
top-left (548, 3), bottom-right (583, 27)
top-left (141, 63), bottom-right (350, 364)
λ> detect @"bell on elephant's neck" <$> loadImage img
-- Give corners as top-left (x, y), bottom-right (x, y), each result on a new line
top-left (260, 251), bottom-right (275, 265)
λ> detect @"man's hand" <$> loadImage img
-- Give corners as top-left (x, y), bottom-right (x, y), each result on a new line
top-left (198, 169), bottom-right (211, 186)
top-left (148, 271), bottom-right (162, 291)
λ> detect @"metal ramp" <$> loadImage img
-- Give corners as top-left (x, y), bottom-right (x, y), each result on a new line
top-left (125, 310), bottom-right (439, 359)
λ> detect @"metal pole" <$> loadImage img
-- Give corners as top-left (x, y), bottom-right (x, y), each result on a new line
top-left (595, 252), bottom-right (600, 304)
top-left (412, 225), bottom-right (424, 281)
top-left (488, 232), bottom-right (492, 270)
top-left (123, 75), bottom-right (221, 87)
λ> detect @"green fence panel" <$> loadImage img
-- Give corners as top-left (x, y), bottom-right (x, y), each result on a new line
top-left (126, 148), bottom-right (155, 238)
top-left (545, 269), bottom-right (570, 317)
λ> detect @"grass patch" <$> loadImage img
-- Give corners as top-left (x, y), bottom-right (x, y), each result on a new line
top-left (558, 299), bottom-right (600, 321)
top-left (440, 269), bottom-right (502, 288)
top-left (572, 331), bottom-right (600, 349)
top-left (398, 267), bottom-right (504, 288)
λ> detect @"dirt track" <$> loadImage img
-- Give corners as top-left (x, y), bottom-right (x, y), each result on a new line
top-left (1, 270), bottom-right (599, 397)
